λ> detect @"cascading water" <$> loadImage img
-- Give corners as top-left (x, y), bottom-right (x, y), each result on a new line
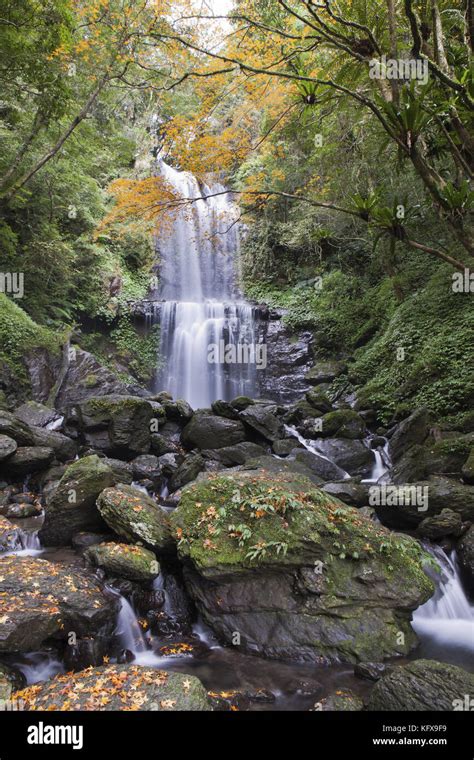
top-left (413, 545), bottom-right (474, 663)
top-left (153, 160), bottom-right (261, 408)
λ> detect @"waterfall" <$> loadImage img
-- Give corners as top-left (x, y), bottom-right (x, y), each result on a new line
top-left (153, 160), bottom-right (260, 408)
top-left (362, 437), bottom-right (391, 484)
top-left (413, 545), bottom-right (474, 656)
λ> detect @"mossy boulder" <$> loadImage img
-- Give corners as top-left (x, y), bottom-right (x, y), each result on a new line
top-left (5, 446), bottom-right (54, 476)
top-left (14, 665), bottom-right (212, 711)
top-left (67, 395), bottom-right (154, 457)
top-left (306, 360), bottom-right (347, 385)
top-left (97, 484), bottom-right (173, 554)
top-left (367, 660), bottom-right (474, 711)
top-left (181, 413), bottom-right (246, 450)
top-left (305, 389), bottom-right (333, 414)
top-left (240, 404), bottom-right (284, 442)
top-left (320, 410), bottom-right (366, 440)
top-left (462, 448), bottom-right (474, 484)
top-left (171, 469), bottom-right (434, 663)
top-left (0, 435), bottom-right (17, 462)
top-left (39, 455), bottom-right (115, 546)
top-left (416, 508), bottom-right (463, 539)
top-left (375, 476), bottom-right (474, 529)
top-left (84, 541), bottom-right (160, 582)
top-left (388, 408), bottom-right (431, 462)
top-left (0, 555), bottom-right (118, 651)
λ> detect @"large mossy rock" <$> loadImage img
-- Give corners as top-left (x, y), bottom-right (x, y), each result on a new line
top-left (320, 410), bottom-right (366, 440)
top-left (367, 660), bottom-right (474, 711)
top-left (97, 484), bottom-right (173, 554)
top-left (171, 470), bottom-right (434, 664)
top-left (388, 408), bottom-right (431, 462)
top-left (14, 665), bottom-right (212, 711)
top-left (84, 541), bottom-right (159, 582)
top-left (66, 395), bottom-right (154, 457)
top-left (181, 413), bottom-right (246, 450)
top-left (0, 555), bottom-right (118, 651)
top-left (39, 455), bottom-right (115, 546)
top-left (306, 360), bottom-right (347, 385)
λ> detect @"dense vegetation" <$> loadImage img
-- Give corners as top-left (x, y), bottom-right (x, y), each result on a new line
top-left (0, 0), bottom-right (473, 423)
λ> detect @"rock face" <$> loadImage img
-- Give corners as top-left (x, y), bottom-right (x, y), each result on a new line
top-left (457, 526), bottom-right (474, 591)
top-left (97, 484), bottom-right (173, 554)
top-left (367, 660), bottom-right (474, 711)
top-left (306, 360), bottom-right (346, 385)
top-left (55, 348), bottom-right (148, 407)
top-left (14, 665), bottom-right (212, 711)
top-left (307, 439), bottom-right (374, 477)
top-left (65, 395), bottom-right (154, 457)
top-left (240, 404), bottom-right (284, 442)
top-left (388, 408), bottom-right (431, 462)
top-left (0, 435), bottom-right (17, 462)
top-left (39, 455), bottom-right (115, 546)
top-left (375, 476), bottom-right (474, 529)
top-left (172, 470), bottom-right (434, 664)
top-left (255, 315), bottom-right (313, 403)
top-left (0, 555), bottom-right (118, 651)
top-left (416, 508), bottom-right (463, 539)
top-left (6, 446), bottom-right (54, 476)
top-left (181, 414), bottom-right (247, 450)
top-left (84, 542), bottom-right (160, 582)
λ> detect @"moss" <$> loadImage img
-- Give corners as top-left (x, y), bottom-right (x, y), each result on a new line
top-left (0, 294), bottom-right (63, 393)
top-left (171, 471), bottom-right (433, 590)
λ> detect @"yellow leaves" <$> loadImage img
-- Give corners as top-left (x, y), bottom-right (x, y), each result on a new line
top-left (98, 177), bottom-right (180, 236)
top-left (0, 615), bottom-right (10, 624)
top-left (159, 699), bottom-right (176, 710)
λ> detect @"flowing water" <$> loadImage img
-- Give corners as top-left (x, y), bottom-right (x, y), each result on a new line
top-left (413, 545), bottom-right (474, 667)
top-left (152, 160), bottom-right (260, 408)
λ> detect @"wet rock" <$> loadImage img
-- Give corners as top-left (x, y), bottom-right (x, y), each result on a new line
top-left (29, 427), bottom-right (77, 462)
top-left (388, 408), bottom-right (431, 462)
top-left (306, 360), bottom-right (347, 385)
top-left (15, 664), bottom-right (212, 711)
top-left (72, 532), bottom-right (113, 553)
top-left (14, 401), bottom-right (61, 429)
top-left (0, 516), bottom-right (17, 551)
top-left (314, 690), bottom-right (363, 711)
top-left (169, 452), bottom-right (205, 492)
top-left (162, 398), bottom-right (193, 423)
top-left (294, 449), bottom-right (347, 482)
top-left (367, 660), bottom-right (474, 711)
top-left (55, 348), bottom-right (148, 407)
top-left (5, 446), bottom-right (55, 476)
top-left (0, 555), bottom-right (119, 651)
top-left (150, 434), bottom-right (179, 456)
top-left (3, 502), bottom-right (40, 519)
top-left (39, 455), bottom-right (115, 545)
top-left (272, 439), bottom-right (301, 457)
top-left (305, 389), bottom-right (333, 414)
top-left (63, 637), bottom-right (108, 671)
top-left (462, 448), bottom-right (474, 484)
top-left (211, 400), bottom-right (240, 420)
top-left (354, 662), bottom-right (388, 681)
top-left (0, 436), bottom-right (17, 462)
top-left (84, 542), bottom-right (160, 582)
top-left (0, 663), bottom-right (26, 695)
top-left (306, 438), bottom-right (374, 477)
top-left (322, 480), bottom-right (369, 508)
top-left (320, 410), bottom-right (366, 440)
top-left (66, 395), bottom-right (154, 457)
top-left (102, 458), bottom-right (133, 485)
top-left (256, 320), bottom-right (313, 403)
top-left (172, 470), bottom-right (434, 664)
top-left (240, 404), bottom-right (284, 442)
top-left (0, 410), bottom-right (35, 446)
top-left (375, 476), bottom-right (474, 529)
top-left (416, 508), bottom-right (463, 539)
top-left (457, 525), bottom-right (474, 592)
top-left (202, 442), bottom-right (266, 466)
top-left (230, 396), bottom-right (254, 411)
top-left (97, 484), bottom-right (173, 554)
top-left (131, 455), bottom-right (161, 482)
top-left (181, 414), bottom-right (246, 450)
